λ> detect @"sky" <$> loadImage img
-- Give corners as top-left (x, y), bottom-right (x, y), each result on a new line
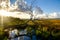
top-left (10, 0), bottom-right (60, 13)
top-left (0, 0), bottom-right (60, 19)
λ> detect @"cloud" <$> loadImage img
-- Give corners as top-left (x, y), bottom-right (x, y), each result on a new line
top-left (33, 6), bottom-right (60, 19)
top-left (0, 0), bottom-right (31, 19)
top-left (33, 6), bottom-right (43, 14)
top-left (0, 0), bottom-right (60, 19)
top-left (48, 12), bottom-right (57, 18)
top-left (33, 12), bottom-right (60, 19)
top-left (14, 0), bottom-right (30, 12)
top-left (0, 9), bottom-right (31, 19)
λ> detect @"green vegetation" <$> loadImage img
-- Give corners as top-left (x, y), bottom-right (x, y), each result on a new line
top-left (0, 17), bottom-right (60, 40)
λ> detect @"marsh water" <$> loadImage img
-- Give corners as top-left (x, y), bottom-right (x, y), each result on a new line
top-left (8, 29), bottom-right (37, 40)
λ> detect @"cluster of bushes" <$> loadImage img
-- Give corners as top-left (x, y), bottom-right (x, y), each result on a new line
top-left (0, 25), bottom-right (60, 40)
top-left (0, 26), bottom-right (7, 40)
